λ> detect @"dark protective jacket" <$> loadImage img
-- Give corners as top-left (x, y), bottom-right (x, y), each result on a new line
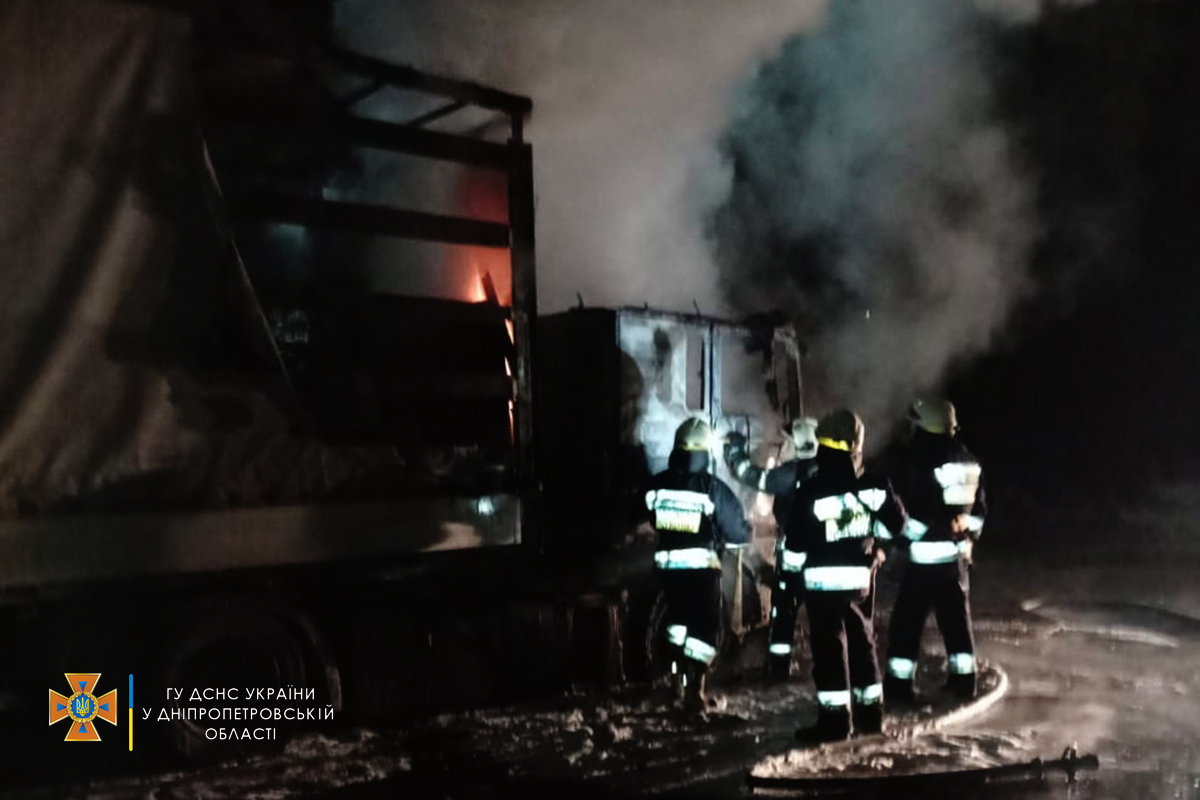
top-left (891, 431), bottom-right (986, 563)
top-left (729, 455), bottom-right (816, 532)
top-left (645, 450), bottom-right (751, 558)
top-left (729, 450), bottom-right (818, 497)
top-left (726, 440), bottom-right (817, 530)
top-left (783, 448), bottom-right (907, 590)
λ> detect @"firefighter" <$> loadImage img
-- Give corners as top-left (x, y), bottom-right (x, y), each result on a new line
top-left (786, 409), bottom-right (906, 742)
top-left (646, 418), bottom-right (751, 710)
top-left (723, 417), bottom-right (819, 680)
top-left (884, 398), bottom-right (987, 702)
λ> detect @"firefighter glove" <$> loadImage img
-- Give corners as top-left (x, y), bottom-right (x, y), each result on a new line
top-left (723, 432), bottom-right (748, 464)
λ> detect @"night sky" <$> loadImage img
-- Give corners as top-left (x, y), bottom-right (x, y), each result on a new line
top-left (950, 0), bottom-right (1200, 546)
top-left (715, 0), bottom-right (1200, 547)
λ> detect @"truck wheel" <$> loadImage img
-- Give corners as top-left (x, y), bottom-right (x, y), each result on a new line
top-left (153, 602), bottom-right (339, 761)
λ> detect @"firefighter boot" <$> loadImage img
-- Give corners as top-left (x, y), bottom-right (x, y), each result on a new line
top-left (680, 660), bottom-right (730, 713)
top-left (852, 702), bottom-right (884, 736)
top-left (884, 675), bottom-right (916, 706)
top-left (669, 660), bottom-right (688, 706)
top-left (682, 661), bottom-right (717, 711)
top-left (946, 671), bottom-right (977, 701)
top-left (794, 706), bottom-right (852, 745)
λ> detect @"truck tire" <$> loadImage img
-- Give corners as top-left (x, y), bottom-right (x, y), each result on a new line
top-left (151, 599), bottom-right (340, 761)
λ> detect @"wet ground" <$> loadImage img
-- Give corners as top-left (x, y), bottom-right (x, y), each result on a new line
top-left (10, 554), bottom-right (1200, 799)
top-left (962, 561), bottom-right (1200, 800)
top-left (9, 480), bottom-right (1200, 799)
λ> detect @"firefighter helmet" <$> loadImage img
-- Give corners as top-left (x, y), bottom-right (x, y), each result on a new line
top-left (908, 398), bottom-right (958, 435)
top-left (816, 409), bottom-right (865, 455)
top-left (674, 418), bottom-right (714, 452)
top-left (786, 416), bottom-right (819, 458)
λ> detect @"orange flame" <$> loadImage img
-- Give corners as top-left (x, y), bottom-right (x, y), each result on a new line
top-left (453, 170), bottom-right (512, 305)
top-left (465, 269), bottom-right (488, 303)
top-left (452, 171), bottom-right (516, 444)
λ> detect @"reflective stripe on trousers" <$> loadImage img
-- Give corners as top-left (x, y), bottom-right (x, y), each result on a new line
top-left (819, 686), bottom-right (890, 709)
top-left (949, 652), bottom-right (976, 674)
top-left (654, 548), bottom-right (720, 570)
top-left (683, 636), bottom-right (717, 665)
top-left (909, 540), bottom-right (969, 565)
top-left (804, 566), bottom-right (872, 591)
top-left (853, 683), bottom-right (883, 706)
top-left (666, 623), bottom-right (717, 666)
top-left (888, 657), bottom-right (917, 680)
top-left (818, 689), bottom-right (851, 709)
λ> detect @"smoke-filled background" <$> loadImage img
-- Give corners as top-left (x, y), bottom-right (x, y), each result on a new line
top-left (335, 0), bottom-right (828, 316)
top-left (333, 0), bottom-right (1079, 441)
top-left (334, 0), bottom-right (1200, 489)
top-left (713, 0), bottom-right (1038, 438)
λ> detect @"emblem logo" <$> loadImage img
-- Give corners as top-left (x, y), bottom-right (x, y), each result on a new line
top-left (49, 673), bottom-right (118, 742)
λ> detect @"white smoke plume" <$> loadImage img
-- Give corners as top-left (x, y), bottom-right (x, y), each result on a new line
top-left (333, 0), bottom-right (1072, 443)
top-left (714, 0), bottom-right (1042, 441)
top-left (333, 0), bottom-right (827, 315)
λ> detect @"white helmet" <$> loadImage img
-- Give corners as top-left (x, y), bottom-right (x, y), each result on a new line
top-left (785, 416), bottom-right (819, 458)
top-left (908, 398), bottom-right (958, 435)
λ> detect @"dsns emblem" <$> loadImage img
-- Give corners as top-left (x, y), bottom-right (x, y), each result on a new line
top-left (49, 673), bottom-right (118, 741)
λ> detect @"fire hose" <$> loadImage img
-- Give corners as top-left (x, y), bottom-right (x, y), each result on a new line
top-left (747, 745), bottom-right (1100, 795)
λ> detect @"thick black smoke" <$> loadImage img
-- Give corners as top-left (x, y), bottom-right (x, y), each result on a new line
top-left (712, 0), bottom-right (1039, 441)
top-left (330, 0), bottom-right (1130, 446)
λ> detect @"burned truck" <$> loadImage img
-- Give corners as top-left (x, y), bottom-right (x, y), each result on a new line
top-left (538, 307), bottom-right (805, 676)
top-left (0, 0), bottom-right (805, 762)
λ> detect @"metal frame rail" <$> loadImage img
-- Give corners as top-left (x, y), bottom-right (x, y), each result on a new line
top-left (201, 38), bottom-right (541, 552)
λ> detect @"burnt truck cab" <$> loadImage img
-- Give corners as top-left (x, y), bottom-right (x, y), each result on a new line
top-left (537, 307), bottom-right (805, 676)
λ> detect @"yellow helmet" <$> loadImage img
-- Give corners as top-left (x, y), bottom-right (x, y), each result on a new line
top-left (674, 418), bottom-right (714, 452)
top-left (908, 398), bottom-right (958, 435)
top-left (816, 409), bottom-right (865, 455)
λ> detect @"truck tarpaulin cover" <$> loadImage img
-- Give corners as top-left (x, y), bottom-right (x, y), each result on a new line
top-left (0, 0), bottom-right (398, 519)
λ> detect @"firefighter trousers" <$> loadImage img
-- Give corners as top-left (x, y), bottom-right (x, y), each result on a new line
top-left (886, 559), bottom-right (975, 681)
top-left (659, 568), bottom-right (723, 667)
top-left (767, 580), bottom-right (804, 670)
top-left (805, 583), bottom-right (882, 710)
